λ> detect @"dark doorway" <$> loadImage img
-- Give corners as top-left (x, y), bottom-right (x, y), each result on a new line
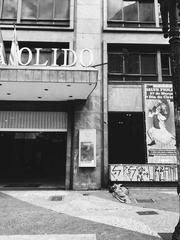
top-left (108, 112), bottom-right (146, 164)
top-left (0, 132), bottom-right (67, 186)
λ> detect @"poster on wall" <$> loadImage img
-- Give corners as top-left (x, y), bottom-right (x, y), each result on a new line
top-left (144, 84), bottom-right (177, 164)
top-left (79, 129), bottom-right (96, 167)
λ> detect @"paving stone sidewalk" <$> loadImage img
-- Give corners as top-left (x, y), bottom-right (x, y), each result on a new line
top-left (0, 188), bottom-right (179, 240)
top-left (91, 187), bottom-right (179, 212)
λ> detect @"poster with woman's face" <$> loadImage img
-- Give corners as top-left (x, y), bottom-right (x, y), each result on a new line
top-left (144, 84), bottom-right (177, 164)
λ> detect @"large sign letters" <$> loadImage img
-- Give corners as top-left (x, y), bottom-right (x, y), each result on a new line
top-left (0, 47), bottom-right (94, 68)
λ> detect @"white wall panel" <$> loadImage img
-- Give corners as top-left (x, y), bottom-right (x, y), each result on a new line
top-left (108, 85), bottom-right (143, 112)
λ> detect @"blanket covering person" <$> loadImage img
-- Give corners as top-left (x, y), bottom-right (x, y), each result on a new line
top-left (109, 184), bottom-right (131, 203)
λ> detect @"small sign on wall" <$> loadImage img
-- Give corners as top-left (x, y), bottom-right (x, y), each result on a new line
top-left (79, 129), bottom-right (96, 167)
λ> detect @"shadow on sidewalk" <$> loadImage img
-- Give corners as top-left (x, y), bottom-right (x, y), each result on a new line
top-left (159, 232), bottom-right (172, 240)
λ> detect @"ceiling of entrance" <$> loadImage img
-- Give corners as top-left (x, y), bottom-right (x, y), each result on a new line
top-left (0, 81), bottom-right (96, 101)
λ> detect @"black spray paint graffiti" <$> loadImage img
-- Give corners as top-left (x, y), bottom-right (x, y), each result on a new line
top-left (110, 164), bottom-right (178, 182)
top-left (123, 166), bottom-right (150, 181)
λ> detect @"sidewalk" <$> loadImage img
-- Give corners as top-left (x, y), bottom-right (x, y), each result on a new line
top-left (0, 187), bottom-right (179, 240)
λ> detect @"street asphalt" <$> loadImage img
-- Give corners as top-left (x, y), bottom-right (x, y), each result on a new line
top-left (0, 187), bottom-right (179, 240)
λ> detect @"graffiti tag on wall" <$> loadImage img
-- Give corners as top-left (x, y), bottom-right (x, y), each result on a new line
top-left (110, 164), bottom-right (178, 182)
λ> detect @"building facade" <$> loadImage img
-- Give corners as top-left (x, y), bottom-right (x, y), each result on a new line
top-left (0, 0), bottom-right (177, 190)
top-left (105, 0), bottom-right (178, 184)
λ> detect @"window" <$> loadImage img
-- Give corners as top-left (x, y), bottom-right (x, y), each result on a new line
top-left (107, 0), bottom-right (155, 28)
top-left (0, 0), bottom-right (70, 26)
top-left (161, 53), bottom-right (172, 82)
top-left (108, 46), bottom-right (157, 82)
top-left (2, 0), bottom-right (17, 19)
top-left (108, 45), bottom-right (172, 82)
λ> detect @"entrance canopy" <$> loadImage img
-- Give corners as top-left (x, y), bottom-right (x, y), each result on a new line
top-left (0, 66), bottom-right (98, 101)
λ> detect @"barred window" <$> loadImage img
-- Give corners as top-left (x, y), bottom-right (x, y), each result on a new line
top-left (108, 46), bottom-right (172, 82)
top-left (108, 47), bottom-right (157, 82)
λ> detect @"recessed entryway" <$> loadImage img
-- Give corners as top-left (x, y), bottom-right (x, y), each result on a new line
top-left (0, 132), bottom-right (67, 188)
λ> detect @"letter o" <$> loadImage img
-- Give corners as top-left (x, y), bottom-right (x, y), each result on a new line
top-left (18, 47), bottom-right (32, 66)
top-left (79, 48), bottom-right (94, 67)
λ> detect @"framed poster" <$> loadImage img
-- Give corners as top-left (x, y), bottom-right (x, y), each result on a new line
top-left (79, 129), bottom-right (96, 167)
top-left (144, 84), bottom-right (177, 164)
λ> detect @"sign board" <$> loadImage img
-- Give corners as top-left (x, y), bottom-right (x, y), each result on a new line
top-left (79, 129), bottom-right (96, 167)
top-left (144, 84), bottom-right (177, 164)
top-left (0, 45), bottom-right (94, 68)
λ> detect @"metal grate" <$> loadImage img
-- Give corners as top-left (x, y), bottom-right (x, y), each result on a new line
top-left (83, 193), bottom-right (90, 196)
top-left (0, 111), bottom-right (67, 130)
top-left (49, 195), bottom-right (63, 201)
top-left (135, 198), bottom-right (154, 203)
top-left (136, 211), bottom-right (158, 215)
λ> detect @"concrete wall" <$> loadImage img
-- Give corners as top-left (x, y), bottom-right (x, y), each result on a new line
top-left (72, 0), bottom-right (103, 190)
